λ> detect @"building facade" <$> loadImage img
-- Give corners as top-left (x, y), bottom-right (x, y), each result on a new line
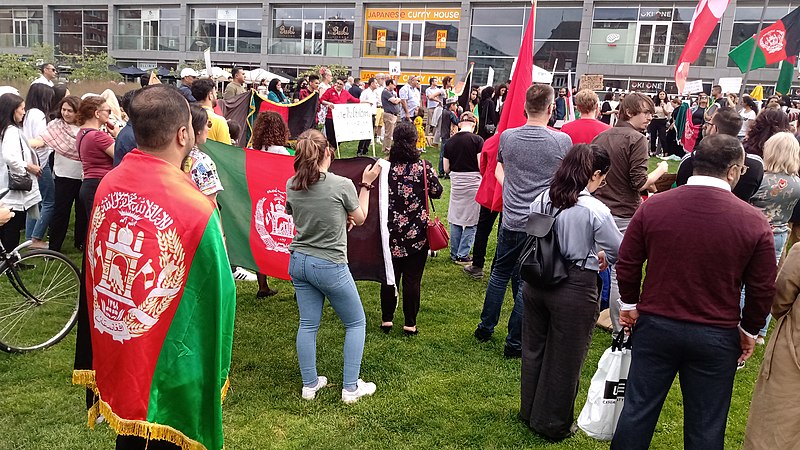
top-left (2, 0), bottom-right (799, 95)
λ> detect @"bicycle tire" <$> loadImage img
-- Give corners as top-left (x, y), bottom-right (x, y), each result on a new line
top-left (0, 249), bottom-right (80, 353)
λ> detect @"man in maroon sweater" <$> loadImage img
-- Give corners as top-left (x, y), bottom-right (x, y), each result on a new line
top-left (611, 134), bottom-right (776, 450)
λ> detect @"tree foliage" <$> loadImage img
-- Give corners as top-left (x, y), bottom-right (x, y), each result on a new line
top-left (0, 54), bottom-right (38, 82)
top-left (298, 64), bottom-right (351, 81)
top-left (67, 52), bottom-right (122, 82)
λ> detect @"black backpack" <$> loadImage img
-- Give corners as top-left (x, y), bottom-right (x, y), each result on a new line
top-left (518, 201), bottom-right (571, 289)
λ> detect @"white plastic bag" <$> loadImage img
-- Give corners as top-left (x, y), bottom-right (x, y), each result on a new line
top-left (577, 331), bottom-right (632, 440)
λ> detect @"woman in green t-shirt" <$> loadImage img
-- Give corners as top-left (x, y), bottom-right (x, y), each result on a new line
top-left (286, 129), bottom-right (382, 404)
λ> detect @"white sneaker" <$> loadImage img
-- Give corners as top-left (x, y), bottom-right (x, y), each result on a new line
top-left (301, 376), bottom-right (328, 400)
top-left (341, 379), bottom-right (376, 404)
top-left (756, 336), bottom-right (766, 345)
top-left (232, 266), bottom-right (257, 282)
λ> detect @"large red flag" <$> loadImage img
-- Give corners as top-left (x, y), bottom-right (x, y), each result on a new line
top-left (475, 4), bottom-right (536, 212)
top-left (674, 0), bottom-right (730, 94)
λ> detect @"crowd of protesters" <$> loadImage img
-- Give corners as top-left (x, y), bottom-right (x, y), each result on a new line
top-left (3, 60), bottom-right (800, 450)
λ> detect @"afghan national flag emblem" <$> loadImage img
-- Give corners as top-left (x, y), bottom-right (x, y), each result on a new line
top-left (74, 150), bottom-right (236, 450)
top-left (729, 6), bottom-right (800, 72)
top-left (201, 140), bottom-right (394, 284)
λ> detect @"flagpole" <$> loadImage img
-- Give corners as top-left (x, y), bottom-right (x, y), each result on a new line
top-left (740, 0), bottom-right (770, 98)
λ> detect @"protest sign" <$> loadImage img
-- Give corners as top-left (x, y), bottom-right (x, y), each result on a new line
top-left (332, 103), bottom-right (374, 143)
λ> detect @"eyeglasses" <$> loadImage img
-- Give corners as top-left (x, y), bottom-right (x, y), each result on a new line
top-left (730, 163), bottom-right (749, 175)
top-left (97, 109), bottom-right (112, 114)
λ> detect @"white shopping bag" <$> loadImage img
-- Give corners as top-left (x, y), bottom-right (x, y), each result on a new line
top-left (577, 331), bottom-right (632, 440)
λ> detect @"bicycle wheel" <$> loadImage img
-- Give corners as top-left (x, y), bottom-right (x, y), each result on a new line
top-left (0, 249), bottom-right (80, 352)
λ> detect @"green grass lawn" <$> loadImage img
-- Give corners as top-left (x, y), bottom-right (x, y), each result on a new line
top-left (0, 147), bottom-right (763, 449)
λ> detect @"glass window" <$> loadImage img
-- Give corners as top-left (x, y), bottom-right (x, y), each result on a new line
top-left (303, 8), bottom-right (325, 20)
top-left (364, 20), bottom-right (398, 56)
top-left (471, 8), bottom-right (524, 26)
top-left (84, 10), bottom-right (108, 23)
top-left (327, 8), bottom-right (354, 20)
top-left (468, 56), bottom-right (515, 86)
top-left (534, 40), bottom-right (579, 71)
top-left (673, 8), bottom-right (697, 21)
top-left (54, 9), bottom-right (107, 54)
top-left (238, 7), bottom-right (261, 20)
top-left (535, 8), bottom-right (581, 40)
top-left (470, 26), bottom-right (522, 57)
top-left (594, 8), bottom-right (639, 21)
top-left (423, 21), bottom-right (457, 58)
top-left (274, 8), bottom-right (301, 20)
top-left (119, 9), bottom-right (141, 20)
top-left (55, 10), bottom-right (82, 33)
top-left (238, 19), bottom-right (261, 53)
top-left (734, 7), bottom-right (788, 21)
top-left (161, 9), bottom-right (180, 20)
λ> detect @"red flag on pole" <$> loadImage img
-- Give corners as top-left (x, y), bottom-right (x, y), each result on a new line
top-left (674, 0), bottom-right (730, 94)
top-left (475, 3), bottom-right (536, 212)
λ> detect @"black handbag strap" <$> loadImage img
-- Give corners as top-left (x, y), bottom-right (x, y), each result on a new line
top-left (541, 193), bottom-right (592, 269)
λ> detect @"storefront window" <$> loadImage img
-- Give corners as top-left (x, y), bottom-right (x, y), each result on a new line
top-left (116, 8), bottom-right (180, 52)
top-left (588, 5), bottom-right (720, 67)
top-left (363, 6), bottom-right (460, 59)
top-left (54, 9), bottom-right (108, 54)
top-left (270, 6), bottom-right (354, 57)
top-left (0, 8), bottom-right (43, 48)
top-left (468, 6), bottom-right (581, 84)
top-left (189, 6), bottom-right (262, 53)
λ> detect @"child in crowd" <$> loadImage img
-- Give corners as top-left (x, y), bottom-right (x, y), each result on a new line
top-left (414, 108), bottom-right (426, 153)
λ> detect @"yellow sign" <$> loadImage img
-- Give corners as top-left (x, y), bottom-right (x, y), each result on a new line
top-left (365, 8), bottom-right (461, 22)
top-left (360, 71), bottom-right (454, 86)
top-left (436, 30), bottom-right (447, 49)
top-left (376, 29), bottom-right (386, 47)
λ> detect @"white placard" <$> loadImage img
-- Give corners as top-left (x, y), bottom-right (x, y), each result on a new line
top-left (332, 103), bottom-right (374, 143)
top-left (389, 62), bottom-right (401, 76)
top-left (718, 77), bottom-right (742, 95)
top-left (486, 66), bottom-right (495, 88)
top-left (532, 64), bottom-right (554, 84)
top-left (682, 80), bottom-right (705, 95)
top-left (203, 48), bottom-right (212, 78)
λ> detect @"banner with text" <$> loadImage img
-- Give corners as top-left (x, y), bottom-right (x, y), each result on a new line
top-left (333, 103), bottom-right (374, 143)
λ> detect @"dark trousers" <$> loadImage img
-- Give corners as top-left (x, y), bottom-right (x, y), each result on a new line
top-left (0, 209), bottom-right (27, 251)
top-left (116, 435), bottom-right (180, 449)
top-left (647, 118), bottom-right (668, 155)
top-left (380, 247), bottom-right (428, 327)
top-left (611, 314), bottom-right (740, 450)
top-left (357, 115), bottom-right (375, 155)
top-left (74, 255), bottom-right (94, 410)
top-left (49, 176), bottom-right (86, 252)
top-left (78, 178), bottom-right (102, 221)
top-left (472, 207), bottom-right (500, 269)
top-left (325, 118), bottom-right (337, 148)
top-left (520, 269), bottom-right (600, 440)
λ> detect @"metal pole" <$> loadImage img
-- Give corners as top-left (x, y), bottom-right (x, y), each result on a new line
top-left (740, 0), bottom-right (770, 98)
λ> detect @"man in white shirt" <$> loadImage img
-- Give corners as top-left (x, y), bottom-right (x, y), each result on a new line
top-left (399, 76), bottom-right (421, 121)
top-left (358, 77), bottom-right (379, 156)
top-left (32, 63), bottom-right (57, 87)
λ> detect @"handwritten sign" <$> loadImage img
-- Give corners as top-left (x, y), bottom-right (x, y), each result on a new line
top-left (332, 103), bottom-right (374, 143)
top-left (579, 74), bottom-right (604, 91)
top-left (718, 77), bottom-right (742, 95)
top-left (682, 80), bottom-right (705, 95)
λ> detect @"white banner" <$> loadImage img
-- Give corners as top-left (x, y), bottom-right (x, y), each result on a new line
top-left (718, 77), bottom-right (742, 95)
top-left (682, 80), bottom-right (705, 95)
top-left (332, 103), bottom-right (374, 143)
top-left (486, 66), bottom-right (495, 88)
top-left (203, 48), bottom-right (212, 78)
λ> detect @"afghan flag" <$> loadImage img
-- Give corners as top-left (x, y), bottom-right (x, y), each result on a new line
top-left (201, 140), bottom-right (394, 284)
top-left (218, 91), bottom-right (319, 147)
top-left (776, 57), bottom-right (797, 95)
top-left (74, 150), bottom-right (236, 450)
top-left (729, 6), bottom-right (800, 72)
top-left (674, 0), bottom-right (730, 94)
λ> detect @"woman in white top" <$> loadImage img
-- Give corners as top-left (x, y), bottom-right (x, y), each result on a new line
top-left (0, 93), bottom-right (42, 251)
top-left (22, 83), bottom-right (55, 248)
top-left (31, 95), bottom-right (83, 253)
top-left (739, 95), bottom-right (758, 139)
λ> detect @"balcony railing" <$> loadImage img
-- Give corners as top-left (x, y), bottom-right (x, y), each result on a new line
top-left (267, 38), bottom-right (353, 57)
top-left (0, 33), bottom-right (44, 49)
top-left (587, 42), bottom-right (718, 67)
top-left (186, 36), bottom-right (262, 54)
top-left (113, 35), bottom-right (180, 52)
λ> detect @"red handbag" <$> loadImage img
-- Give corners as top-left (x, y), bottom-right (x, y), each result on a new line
top-left (422, 161), bottom-right (449, 251)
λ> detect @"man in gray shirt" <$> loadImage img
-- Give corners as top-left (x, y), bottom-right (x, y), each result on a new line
top-left (381, 79), bottom-right (402, 152)
top-left (474, 84), bottom-right (572, 358)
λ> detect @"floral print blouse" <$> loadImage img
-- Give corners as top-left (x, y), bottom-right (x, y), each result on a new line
top-left (750, 172), bottom-right (800, 234)
top-left (388, 159), bottom-right (443, 257)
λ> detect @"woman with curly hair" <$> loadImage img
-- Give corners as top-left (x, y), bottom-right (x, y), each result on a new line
top-left (251, 111), bottom-right (291, 155)
top-left (744, 109), bottom-right (791, 157)
top-left (379, 121), bottom-right (443, 335)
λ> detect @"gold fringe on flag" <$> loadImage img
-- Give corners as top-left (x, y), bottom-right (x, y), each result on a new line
top-left (71, 369), bottom-right (96, 389)
top-left (221, 377), bottom-right (231, 403)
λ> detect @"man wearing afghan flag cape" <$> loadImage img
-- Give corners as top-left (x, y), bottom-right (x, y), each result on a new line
top-left (73, 85), bottom-right (236, 450)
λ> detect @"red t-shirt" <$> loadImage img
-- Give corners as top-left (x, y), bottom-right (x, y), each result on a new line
top-left (560, 119), bottom-right (611, 144)
top-left (319, 88), bottom-right (359, 119)
top-left (78, 128), bottom-right (115, 179)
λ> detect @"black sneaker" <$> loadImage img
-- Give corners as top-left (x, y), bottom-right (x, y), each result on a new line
top-left (503, 346), bottom-right (522, 359)
top-left (474, 327), bottom-right (492, 342)
top-left (462, 264), bottom-right (484, 279)
top-left (452, 256), bottom-right (473, 266)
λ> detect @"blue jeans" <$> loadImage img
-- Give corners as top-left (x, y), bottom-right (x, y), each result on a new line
top-left (26, 163), bottom-right (54, 240)
top-left (450, 224), bottom-right (477, 260)
top-left (739, 230), bottom-right (787, 336)
top-left (288, 251), bottom-right (366, 390)
top-left (476, 227), bottom-right (527, 350)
